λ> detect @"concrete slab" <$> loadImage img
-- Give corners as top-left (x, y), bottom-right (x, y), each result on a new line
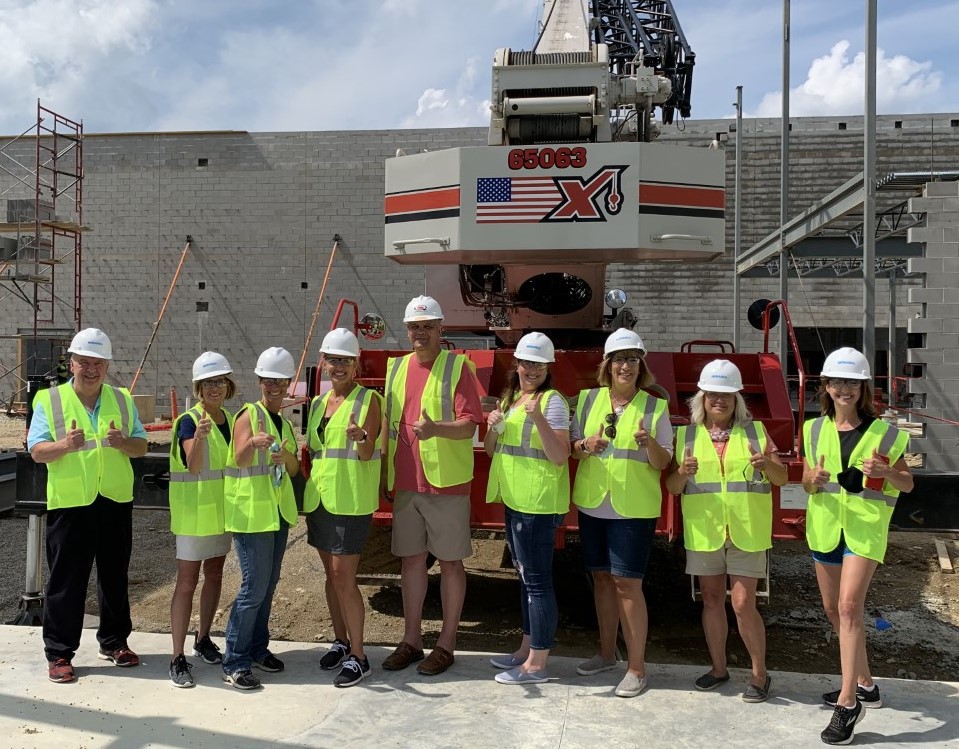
top-left (0, 625), bottom-right (955, 748)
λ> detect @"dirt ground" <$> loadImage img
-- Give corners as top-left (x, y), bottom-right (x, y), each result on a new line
top-left (2, 413), bottom-right (958, 683)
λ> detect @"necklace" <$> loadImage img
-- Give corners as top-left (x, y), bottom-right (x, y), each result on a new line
top-left (610, 390), bottom-right (636, 410)
top-left (708, 425), bottom-right (732, 443)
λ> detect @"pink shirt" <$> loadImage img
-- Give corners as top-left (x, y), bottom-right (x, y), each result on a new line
top-left (393, 354), bottom-right (484, 495)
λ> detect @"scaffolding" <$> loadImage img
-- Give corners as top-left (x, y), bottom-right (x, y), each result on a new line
top-left (0, 102), bottom-right (86, 407)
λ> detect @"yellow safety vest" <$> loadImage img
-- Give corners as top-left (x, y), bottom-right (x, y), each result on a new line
top-left (677, 422), bottom-right (772, 552)
top-left (223, 402), bottom-right (298, 532)
top-left (304, 386), bottom-right (382, 516)
top-left (485, 389), bottom-right (570, 514)
top-left (572, 388), bottom-right (667, 518)
top-left (804, 416), bottom-right (908, 563)
top-left (32, 383), bottom-right (137, 509)
top-left (168, 405), bottom-right (234, 536)
top-left (384, 350), bottom-right (475, 491)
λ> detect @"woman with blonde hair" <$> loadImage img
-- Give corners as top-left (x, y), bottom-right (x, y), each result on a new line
top-left (168, 352), bottom-right (237, 688)
top-left (569, 328), bottom-right (672, 698)
top-left (666, 359), bottom-right (786, 704)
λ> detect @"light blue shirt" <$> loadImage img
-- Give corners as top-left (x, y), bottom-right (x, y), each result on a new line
top-left (27, 380), bottom-right (147, 450)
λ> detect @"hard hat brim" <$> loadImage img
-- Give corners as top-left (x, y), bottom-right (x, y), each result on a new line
top-left (820, 370), bottom-right (870, 380)
top-left (403, 314), bottom-right (443, 322)
top-left (698, 383), bottom-right (741, 393)
top-left (515, 355), bottom-right (553, 364)
top-left (67, 347), bottom-right (112, 361)
top-left (194, 369), bottom-right (232, 382)
top-left (321, 349), bottom-right (358, 358)
top-left (255, 369), bottom-right (294, 379)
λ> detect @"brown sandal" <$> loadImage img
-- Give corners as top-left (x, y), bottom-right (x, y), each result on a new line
top-left (382, 641), bottom-right (425, 671)
top-left (417, 646), bottom-right (455, 676)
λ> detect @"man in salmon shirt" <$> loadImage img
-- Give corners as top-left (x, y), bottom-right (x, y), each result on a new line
top-left (380, 295), bottom-right (484, 677)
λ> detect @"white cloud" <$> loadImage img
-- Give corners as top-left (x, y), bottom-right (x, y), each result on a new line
top-left (752, 40), bottom-right (942, 117)
top-left (401, 57), bottom-right (490, 129)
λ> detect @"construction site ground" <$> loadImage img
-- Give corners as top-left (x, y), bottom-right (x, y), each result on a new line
top-left (1, 414), bottom-right (958, 686)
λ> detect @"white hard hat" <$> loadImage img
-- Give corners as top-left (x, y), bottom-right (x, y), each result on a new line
top-left (515, 332), bottom-right (555, 363)
top-left (698, 359), bottom-right (743, 393)
top-left (68, 328), bottom-right (112, 360)
top-left (604, 328), bottom-right (646, 357)
top-left (254, 347), bottom-right (296, 379)
top-left (403, 295), bottom-right (444, 322)
top-left (821, 347), bottom-right (871, 380)
top-left (320, 328), bottom-right (359, 358)
top-left (192, 351), bottom-right (232, 382)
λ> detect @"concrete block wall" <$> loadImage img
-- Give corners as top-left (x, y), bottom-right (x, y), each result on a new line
top-left (906, 180), bottom-right (959, 472)
top-left (2, 114), bottom-right (958, 415)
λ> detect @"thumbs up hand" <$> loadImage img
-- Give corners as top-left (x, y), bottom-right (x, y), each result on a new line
top-left (678, 446), bottom-right (698, 476)
top-left (105, 419), bottom-right (125, 449)
top-left (524, 392), bottom-right (543, 417)
top-left (487, 407), bottom-right (505, 434)
top-left (196, 412), bottom-right (212, 441)
top-left (749, 449), bottom-right (766, 470)
top-left (270, 439), bottom-right (289, 466)
top-left (633, 417), bottom-right (649, 448)
top-left (252, 430), bottom-right (275, 451)
top-left (64, 418), bottom-right (85, 451)
top-left (811, 454), bottom-right (831, 487)
top-left (589, 423), bottom-right (609, 455)
top-left (346, 412), bottom-right (367, 442)
top-left (413, 408), bottom-right (438, 440)
top-left (862, 448), bottom-right (888, 479)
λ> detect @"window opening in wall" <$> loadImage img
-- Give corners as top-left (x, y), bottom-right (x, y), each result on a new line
top-left (197, 158), bottom-right (209, 167)
top-left (951, 119), bottom-right (959, 128)
top-left (894, 121), bottom-right (902, 129)
top-left (838, 122), bottom-right (847, 130)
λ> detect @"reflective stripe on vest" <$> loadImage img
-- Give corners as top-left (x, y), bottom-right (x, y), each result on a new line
top-left (679, 422), bottom-right (772, 553)
top-left (571, 388), bottom-right (665, 518)
top-left (804, 416), bottom-right (907, 561)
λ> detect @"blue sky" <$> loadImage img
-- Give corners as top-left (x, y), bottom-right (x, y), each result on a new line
top-left (0, 0), bottom-right (956, 135)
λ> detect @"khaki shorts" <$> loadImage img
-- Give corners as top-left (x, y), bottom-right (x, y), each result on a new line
top-left (391, 490), bottom-right (473, 561)
top-left (175, 532), bottom-right (232, 562)
top-left (686, 538), bottom-right (768, 579)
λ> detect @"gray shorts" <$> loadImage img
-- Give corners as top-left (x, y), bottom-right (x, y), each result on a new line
top-left (175, 532), bottom-right (232, 562)
top-left (305, 501), bottom-right (373, 556)
top-left (686, 538), bottom-right (769, 579)
top-left (391, 490), bottom-right (473, 561)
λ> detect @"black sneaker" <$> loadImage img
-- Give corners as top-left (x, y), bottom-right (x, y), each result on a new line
top-left (334, 655), bottom-right (370, 688)
top-left (222, 669), bottom-right (261, 690)
top-left (822, 683), bottom-right (883, 709)
top-left (192, 634), bottom-right (223, 665)
top-left (169, 654), bottom-right (195, 688)
top-left (821, 700), bottom-right (864, 745)
top-left (320, 639), bottom-right (350, 670)
top-left (253, 652), bottom-right (284, 673)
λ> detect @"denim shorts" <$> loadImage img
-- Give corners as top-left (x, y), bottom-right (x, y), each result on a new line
top-left (578, 510), bottom-right (658, 579)
top-left (811, 533), bottom-right (856, 566)
top-left (305, 502), bottom-right (372, 555)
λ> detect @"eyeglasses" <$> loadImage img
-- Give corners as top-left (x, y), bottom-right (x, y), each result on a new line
top-left (324, 357), bottom-right (354, 367)
top-left (704, 391), bottom-right (735, 401)
top-left (826, 378), bottom-right (862, 390)
top-left (604, 412), bottom-right (618, 439)
top-left (516, 359), bottom-right (548, 371)
top-left (201, 378), bottom-right (230, 388)
top-left (260, 378), bottom-right (290, 387)
top-left (610, 356), bottom-right (642, 366)
top-left (391, 420), bottom-right (419, 448)
top-left (72, 358), bottom-right (106, 370)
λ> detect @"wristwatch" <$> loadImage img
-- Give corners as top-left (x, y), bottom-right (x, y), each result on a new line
top-left (356, 430), bottom-right (368, 444)
top-left (580, 439), bottom-right (591, 455)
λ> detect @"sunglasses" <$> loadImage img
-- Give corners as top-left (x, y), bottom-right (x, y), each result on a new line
top-left (604, 412), bottom-right (618, 439)
top-left (392, 420), bottom-right (419, 448)
top-left (324, 357), bottom-right (354, 367)
top-left (201, 378), bottom-right (230, 388)
top-left (260, 378), bottom-right (290, 387)
top-left (516, 359), bottom-right (548, 371)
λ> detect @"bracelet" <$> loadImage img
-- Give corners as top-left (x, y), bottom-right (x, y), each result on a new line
top-left (357, 430), bottom-right (368, 444)
top-left (580, 439), bottom-right (591, 455)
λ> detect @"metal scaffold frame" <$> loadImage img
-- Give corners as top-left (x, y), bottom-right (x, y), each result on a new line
top-left (0, 102), bottom-right (85, 406)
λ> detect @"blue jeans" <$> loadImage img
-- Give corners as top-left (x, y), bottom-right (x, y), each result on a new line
top-left (223, 523), bottom-right (288, 674)
top-left (504, 507), bottom-right (564, 651)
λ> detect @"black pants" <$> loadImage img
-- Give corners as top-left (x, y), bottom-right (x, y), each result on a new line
top-left (43, 495), bottom-right (133, 662)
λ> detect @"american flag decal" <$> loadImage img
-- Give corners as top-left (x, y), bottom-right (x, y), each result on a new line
top-left (476, 177), bottom-right (561, 223)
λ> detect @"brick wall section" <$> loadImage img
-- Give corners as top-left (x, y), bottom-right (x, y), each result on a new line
top-left (906, 181), bottom-right (959, 472)
top-left (2, 115), bottom-right (958, 413)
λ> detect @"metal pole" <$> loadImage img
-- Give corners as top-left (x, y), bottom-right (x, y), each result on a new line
top-left (779, 0), bottom-right (790, 363)
top-left (25, 514), bottom-right (43, 595)
top-left (863, 0), bottom-right (878, 366)
top-left (888, 269), bottom-right (897, 403)
top-left (733, 85), bottom-right (743, 351)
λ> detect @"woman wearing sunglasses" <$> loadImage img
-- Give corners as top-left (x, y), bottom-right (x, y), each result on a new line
top-left (221, 347), bottom-right (300, 691)
top-left (168, 352), bottom-right (237, 688)
top-left (666, 359), bottom-right (786, 705)
top-left (570, 328), bottom-right (672, 698)
top-left (304, 328), bottom-right (382, 688)
top-left (802, 347), bottom-right (912, 745)
top-left (484, 332), bottom-right (570, 686)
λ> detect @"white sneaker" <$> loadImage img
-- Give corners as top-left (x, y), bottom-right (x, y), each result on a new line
top-left (576, 654), bottom-right (618, 676)
top-left (614, 672), bottom-right (648, 698)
